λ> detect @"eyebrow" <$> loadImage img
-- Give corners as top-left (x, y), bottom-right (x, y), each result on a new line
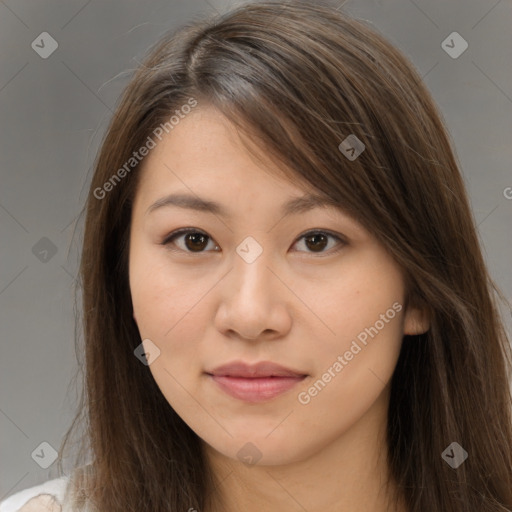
top-left (145, 192), bottom-right (340, 219)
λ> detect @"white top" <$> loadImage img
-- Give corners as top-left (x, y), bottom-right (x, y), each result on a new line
top-left (0, 476), bottom-right (70, 512)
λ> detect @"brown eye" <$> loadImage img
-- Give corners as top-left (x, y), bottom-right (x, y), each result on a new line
top-left (162, 229), bottom-right (218, 253)
top-left (304, 233), bottom-right (328, 252)
top-left (183, 232), bottom-right (209, 252)
top-left (293, 230), bottom-right (346, 255)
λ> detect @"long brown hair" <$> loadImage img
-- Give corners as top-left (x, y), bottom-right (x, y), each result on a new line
top-left (57, 1), bottom-right (512, 511)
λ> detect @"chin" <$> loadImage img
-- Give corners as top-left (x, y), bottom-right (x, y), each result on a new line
top-left (203, 431), bottom-right (318, 468)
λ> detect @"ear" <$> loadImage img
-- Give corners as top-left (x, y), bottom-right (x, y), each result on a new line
top-left (403, 304), bottom-right (430, 335)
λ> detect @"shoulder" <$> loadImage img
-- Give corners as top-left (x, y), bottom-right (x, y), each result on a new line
top-left (0, 476), bottom-right (69, 512)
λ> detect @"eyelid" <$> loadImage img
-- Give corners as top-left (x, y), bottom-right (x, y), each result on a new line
top-left (160, 227), bottom-right (348, 255)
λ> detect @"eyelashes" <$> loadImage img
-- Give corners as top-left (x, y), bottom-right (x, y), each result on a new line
top-left (160, 227), bottom-right (347, 256)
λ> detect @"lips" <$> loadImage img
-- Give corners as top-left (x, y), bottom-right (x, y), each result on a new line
top-left (207, 360), bottom-right (307, 378)
top-left (206, 361), bottom-right (308, 403)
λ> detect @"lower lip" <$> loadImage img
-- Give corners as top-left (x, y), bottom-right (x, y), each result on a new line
top-left (209, 374), bottom-right (306, 403)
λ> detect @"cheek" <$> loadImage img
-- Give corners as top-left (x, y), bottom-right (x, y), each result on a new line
top-left (306, 254), bottom-right (405, 361)
top-left (129, 247), bottom-right (205, 349)
top-left (129, 253), bottom-right (211, 411)
top-left (132, 275), bottom-right (206, 348)
top-left (293, 267), bottom-right (404, 436)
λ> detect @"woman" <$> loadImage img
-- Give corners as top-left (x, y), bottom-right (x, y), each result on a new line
top-left (2, 1), bottom-right (511, 511)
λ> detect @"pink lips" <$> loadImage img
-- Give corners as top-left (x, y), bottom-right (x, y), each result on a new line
top-left (206, 361), bottom-right (307, 403)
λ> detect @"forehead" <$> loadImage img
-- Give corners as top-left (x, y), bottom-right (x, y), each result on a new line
top-left (134, 106), bottom-right (320, 207)
top-left (129, 108), bottom-right (370, 241)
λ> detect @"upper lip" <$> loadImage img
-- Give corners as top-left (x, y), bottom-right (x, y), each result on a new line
top-left (207, 361), bottom-right (307, 378)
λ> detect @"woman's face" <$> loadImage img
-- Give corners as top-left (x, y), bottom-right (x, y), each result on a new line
top-left (129, 106), bottom-right (428, 466)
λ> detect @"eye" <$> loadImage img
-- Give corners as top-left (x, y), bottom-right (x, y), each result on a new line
top-left (292, 230), bottom-right (347, 255)
top-left (160, 228), bottom-right (347, 255)
top-left (161, 228), bottom-right (220, 253)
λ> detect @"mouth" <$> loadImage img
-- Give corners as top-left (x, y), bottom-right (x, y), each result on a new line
top-left (205, 360), bottom-right (308, 403)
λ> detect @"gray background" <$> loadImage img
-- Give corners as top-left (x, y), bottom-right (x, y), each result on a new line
top-left (1, 0), bottom-right (511, 499)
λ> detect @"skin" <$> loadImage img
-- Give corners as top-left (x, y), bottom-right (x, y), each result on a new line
top-left (129, 105), bottom-right (429, 512)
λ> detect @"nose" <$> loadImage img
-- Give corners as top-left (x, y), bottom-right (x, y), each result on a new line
top-left (213, 248), bottom-right (292, 341)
